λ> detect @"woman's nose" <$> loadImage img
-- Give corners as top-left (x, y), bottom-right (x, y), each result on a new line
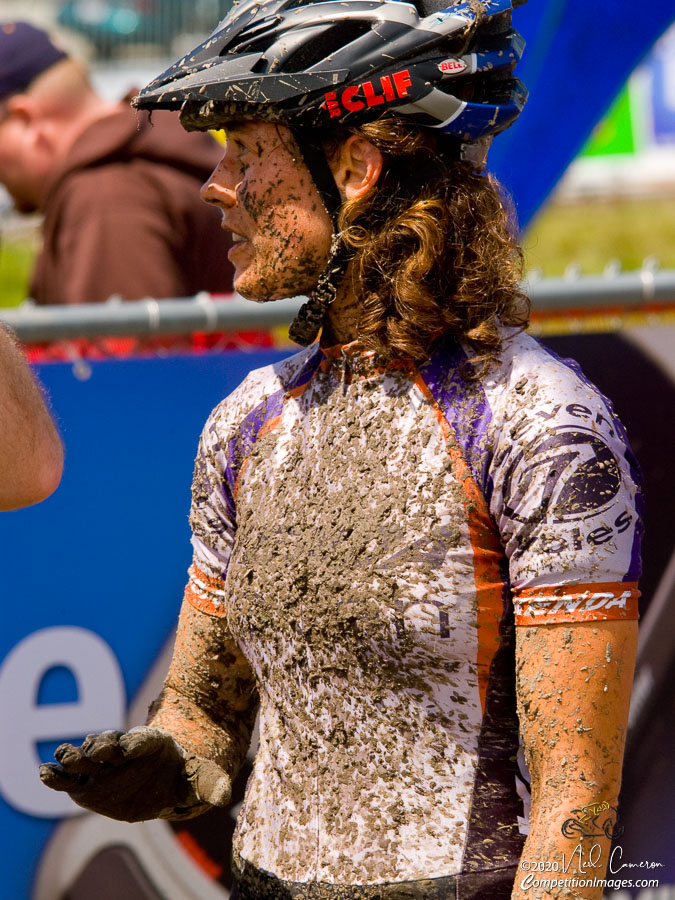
top-left (200, 164), bottom-right (237, 208)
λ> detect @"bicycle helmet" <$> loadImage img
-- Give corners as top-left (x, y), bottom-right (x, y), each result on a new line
top-left (135, 0), bottom-right (527, 344)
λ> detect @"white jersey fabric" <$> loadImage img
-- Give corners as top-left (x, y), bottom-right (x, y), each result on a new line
top-left (185, 329), bottom-right (642, 889)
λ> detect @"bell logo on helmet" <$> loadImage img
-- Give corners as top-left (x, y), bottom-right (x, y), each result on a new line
top-left (439, 58), bottom-right (468, 75)
top-left (323, 69), bottom-right (413, 118)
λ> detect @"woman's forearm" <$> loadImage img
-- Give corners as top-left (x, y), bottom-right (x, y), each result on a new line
top-left (148, 598), bottom-right (258, 780)
top-left (514, 619), bottom-right (637, 900)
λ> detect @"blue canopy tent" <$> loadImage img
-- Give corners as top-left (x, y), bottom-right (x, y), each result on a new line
top-left (490, 0), bottom-right (675, 228)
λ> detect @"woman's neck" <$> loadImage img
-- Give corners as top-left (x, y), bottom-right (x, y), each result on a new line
top-left (322, 270), bottom-right (361, 346)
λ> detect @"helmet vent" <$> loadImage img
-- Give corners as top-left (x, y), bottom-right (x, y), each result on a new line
top-left (229, 18), bottom-right (284, 55)
top-left (282, 21), bottom-right (372, 72)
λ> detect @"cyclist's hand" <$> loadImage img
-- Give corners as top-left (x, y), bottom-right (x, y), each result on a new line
top-left (39, 726), bottom-right (231, 822)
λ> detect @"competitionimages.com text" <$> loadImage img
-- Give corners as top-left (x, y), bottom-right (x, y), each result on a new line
top-left (518, 844), bottom-right (665, 891)
top-left (520, 875), bottom-right (660, 892)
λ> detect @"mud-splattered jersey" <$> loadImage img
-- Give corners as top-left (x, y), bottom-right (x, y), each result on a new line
top-left (185, 330), bottom-right (642, 889)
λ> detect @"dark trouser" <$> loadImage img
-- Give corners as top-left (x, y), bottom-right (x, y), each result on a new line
top-left (231, 854), bottom-right (518, 900)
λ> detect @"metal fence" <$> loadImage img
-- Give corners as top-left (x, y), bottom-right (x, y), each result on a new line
top-left (1, 267), bottom-right (674, 344)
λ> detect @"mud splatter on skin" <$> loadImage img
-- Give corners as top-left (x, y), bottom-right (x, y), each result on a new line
top-left (150, 601), bottom-right (258, 782)
top-left (514, 620), bottom-right (637, 900)
top-left (201, 122), bottom-right (333, 302)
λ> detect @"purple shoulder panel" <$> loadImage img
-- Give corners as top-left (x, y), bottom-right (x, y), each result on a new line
top-left (419, 333), bottom-right (494, 499)
top-left (222, 346), bottom-right (323, 516)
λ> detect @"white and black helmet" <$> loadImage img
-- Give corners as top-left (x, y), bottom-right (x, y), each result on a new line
top-left (136, 0), bottom-right (526, 147)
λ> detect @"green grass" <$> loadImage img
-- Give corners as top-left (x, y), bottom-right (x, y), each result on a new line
top-left (523, 196), bottom-right (675, 276)
top-left (0, 238), bottom-right (37, 308)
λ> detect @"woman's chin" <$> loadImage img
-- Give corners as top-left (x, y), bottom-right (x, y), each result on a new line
top-left (235, 274), bottom-right (296, 303)
top-left (232, 271), bottom-right (262, 300)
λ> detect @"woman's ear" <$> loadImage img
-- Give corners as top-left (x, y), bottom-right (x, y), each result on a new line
top-left (331, 134), bottom-right (383, 201)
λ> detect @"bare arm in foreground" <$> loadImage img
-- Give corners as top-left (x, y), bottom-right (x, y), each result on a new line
top-left (40, 599), bottom-right (258, 821)
top-left (513, 619), bottom-right (638, 900)
top-left (0, 324), bottom-right (63, 509)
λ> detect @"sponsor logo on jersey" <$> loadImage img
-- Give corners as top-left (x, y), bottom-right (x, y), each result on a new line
top-left (323, 70), bottom-right (413, 119)
top-left (438, 57), bottom-right (467, 75)
top-left (502, 427), bottom-right (622, 525)
top-left (518, 590), bottom-right (632, 618)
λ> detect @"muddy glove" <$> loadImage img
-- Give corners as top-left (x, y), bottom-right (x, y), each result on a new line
top-left (39, 726), bottom-right (231, 822)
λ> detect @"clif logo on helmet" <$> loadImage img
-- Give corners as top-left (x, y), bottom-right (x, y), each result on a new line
top-left (323, 69), bottom-right (412, 118)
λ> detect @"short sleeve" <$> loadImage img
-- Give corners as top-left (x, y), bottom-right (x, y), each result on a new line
top-left (487, 347), bottom-right (643, 626)
top-left (181, 345), bottom-right (322, 618)
top-left (186, 412), bottom-right (238, 617)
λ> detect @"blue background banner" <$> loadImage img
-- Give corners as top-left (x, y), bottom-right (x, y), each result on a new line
top-left (489, 1), bottom-right (675, 226)
top-left (0, 351), bottom-right (287, 899)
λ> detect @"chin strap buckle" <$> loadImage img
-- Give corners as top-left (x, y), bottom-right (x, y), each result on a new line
top-left (288, 232), bottom-right (351, 346)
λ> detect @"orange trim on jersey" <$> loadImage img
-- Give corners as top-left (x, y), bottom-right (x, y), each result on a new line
top-left (319, 344), bottom-right (416, 382)
top-left (184, 563), bottom-right (227, 618)
top-left (258, 413), bottom-right (282, 440)
top-left (387, 358), bottom-right (417, 376)
top-left (415, 373), bottom-right (506, 715)
top-left (514, 581), bottom-right (640, 626)
top-left (286, 380), bottom-right (313, 401)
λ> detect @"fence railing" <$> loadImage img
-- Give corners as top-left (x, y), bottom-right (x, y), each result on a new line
top-left (1, 269), bottom-right (675, 343)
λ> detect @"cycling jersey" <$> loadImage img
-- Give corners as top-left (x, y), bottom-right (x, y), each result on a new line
top-left (185, 329), bottom-right (642, 894)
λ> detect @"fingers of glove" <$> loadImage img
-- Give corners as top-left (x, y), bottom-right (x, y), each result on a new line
top-left (53, 742), bottom-right (101, 776)
top-left (186, 757), bottom-right (232, 808)
top-left (39, 762), bottom-right (83, 792)
top-left (80, 730), bottom-right (127, 764)
top-left (119, 727), bottom-right (182, 762)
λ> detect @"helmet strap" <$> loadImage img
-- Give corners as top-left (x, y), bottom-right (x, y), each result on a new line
top-left (290, 128), bottom-right (343, 227)
top-left (288, 128), bottom-right (352, 346)
top-left (288, 232), bottom-right (352, 346)
top-left (460, 135), bottom-right (493, 171)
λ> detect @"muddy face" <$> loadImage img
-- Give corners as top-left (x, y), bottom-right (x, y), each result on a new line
top-left (200, 121), bottom-right (333, 300)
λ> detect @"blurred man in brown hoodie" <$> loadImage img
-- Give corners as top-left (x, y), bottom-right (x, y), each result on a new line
top-left (0, 21), bottom-right (234, 305)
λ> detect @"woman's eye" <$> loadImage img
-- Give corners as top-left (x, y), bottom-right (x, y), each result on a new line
top-left (228, 142), bottom-right (249, 171)
top-left (224, 136), bottom-right (247, 158)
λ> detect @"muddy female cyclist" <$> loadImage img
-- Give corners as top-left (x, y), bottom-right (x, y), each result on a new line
top-left (41, 1), bottom-right (642, 898)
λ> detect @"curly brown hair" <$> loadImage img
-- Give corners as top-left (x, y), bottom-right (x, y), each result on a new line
top-left (324, 117), bottom-right (530, 371)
